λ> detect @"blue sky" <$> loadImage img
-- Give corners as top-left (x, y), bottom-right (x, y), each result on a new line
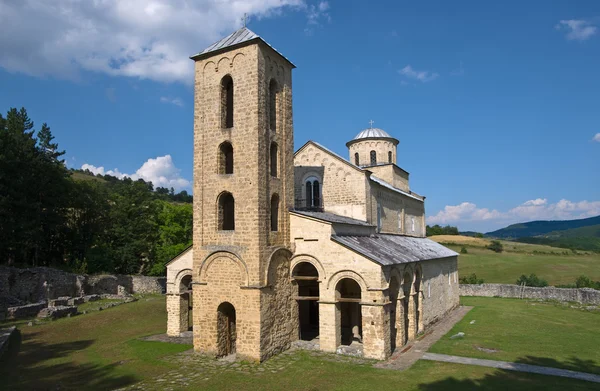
top-left (1, 0), bottom-right (599, 232)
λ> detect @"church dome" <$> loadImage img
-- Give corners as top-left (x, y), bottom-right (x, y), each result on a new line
top-left (352, 127), bottom-right (392, 140)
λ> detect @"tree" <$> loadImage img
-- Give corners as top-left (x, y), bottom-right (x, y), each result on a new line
top-left (516, 274), bottom-right (548, 287)
top-left (459, 273), bottom-right (484, 284)
top-left (487, 240), bottom-right (504, 253)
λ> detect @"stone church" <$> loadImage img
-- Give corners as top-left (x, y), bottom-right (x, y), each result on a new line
top-left (165, 27), bottom-right (459, 362)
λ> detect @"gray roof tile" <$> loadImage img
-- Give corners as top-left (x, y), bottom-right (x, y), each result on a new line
top-left (291, 210), bottom-right (373, 226)
top-left (332, 234), bottom-right (458, 266)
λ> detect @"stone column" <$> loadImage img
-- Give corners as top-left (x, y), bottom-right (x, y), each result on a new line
top-left (361, 303), bottom-right (390, 360)
top-left (396, 294), bottom-right (406, 347)
top-left (407, 292), bottom-right (416, 341)
top-left (166, 294), bottom-right (182, 336)
top-left (179, 293), bottom-right (190, 332)
top-left (417, 290), bottom-right (424, 334)
top-left (318, 302), bottom-right (339, 352)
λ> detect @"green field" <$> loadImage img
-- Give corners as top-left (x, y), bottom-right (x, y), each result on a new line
top-left (431, 297), bottom-right (600, 374)
top-left (1, 295), bottom-right (599, 390)
top-left (455, 246), bottom-right (600, 285)
top-left (429, 235), bottom-right (600, 285)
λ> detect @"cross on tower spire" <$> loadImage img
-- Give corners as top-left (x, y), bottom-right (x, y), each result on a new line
top-left (369, 119), bottom-right (375, 129)
top-left (242, 13), bottom-right (248, 27)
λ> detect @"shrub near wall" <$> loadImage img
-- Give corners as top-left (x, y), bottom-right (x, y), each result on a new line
top-left (459, 283), bottom-right (600, 305)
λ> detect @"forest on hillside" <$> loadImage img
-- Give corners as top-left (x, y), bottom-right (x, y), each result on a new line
top-left (0, 107), bottom-right (192, 275)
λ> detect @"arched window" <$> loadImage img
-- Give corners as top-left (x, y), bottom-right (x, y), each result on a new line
top-left (305, 176), bottom-right (321, 208)
top-left (218, 142), bottom-right (233, 174)
top-left (270, 142), bottom-right (278, 177)
top-left (221, 75), bottom-right (234, 128)
top-left (370, 150), bottom-right (376, 165)
top-left (354, 152), bottom-right (360, 165)
top-left (218, 192), bottom-right (235, 230)
top-left (388, 151), bottom-right (392, 164)
top-left (270, 194), bottom-right (279, 231)
top-left (269, 79), bottom-right (278, 132)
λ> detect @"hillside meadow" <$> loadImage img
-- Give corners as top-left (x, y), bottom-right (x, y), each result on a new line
top-left (429, 235), bottom-right (600, 286)
top-left (1, 295), bottom-right (598, 390)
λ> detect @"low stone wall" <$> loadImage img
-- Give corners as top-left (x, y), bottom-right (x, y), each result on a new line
top-left (0, 266), bottom-right (85, 303)
top-left (459, 284), bottom-right (600, 305)
top-left (85, 275), bottom-right (166, 295)
top-left (0, 266), bottom-right (165, 311)
top-left (7, 301), bottom-right (47, 320)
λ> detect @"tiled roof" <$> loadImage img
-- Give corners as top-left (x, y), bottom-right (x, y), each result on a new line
top-left (190, 27), bottom-right (295, 67)
top-left (291, 210), bottom-right (373, 226)
top-left (332, 234), bottom-right (458, 266)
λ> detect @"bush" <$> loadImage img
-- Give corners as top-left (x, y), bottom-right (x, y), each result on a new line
top-left (516, 273), bottom-right (548, 287)
top-left (487, 240), bottom-right (504, 253)
top-left (459, 273), bottom-right (484, 284)
top-left (460, 246), bottom-right (468, 254)
top-left (575, 275), bottom-right (600, 290)
top-left (475, 233), bottom-right (484, 238)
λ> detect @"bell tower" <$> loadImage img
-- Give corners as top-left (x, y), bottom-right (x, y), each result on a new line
top-left (190, 27), bottom-right (296, 361)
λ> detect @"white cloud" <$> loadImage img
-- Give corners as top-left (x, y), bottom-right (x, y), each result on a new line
top-left (428, 198), bottom-right (600, 228)
top-left (82, 155), bottom-right (190, 191)
top-left (160, 96), bottom-right (184, 107)
top-left (593, 133), bottom-right (600, 142)
top-left (399, 65), bottom-right (439, 83)
top-left (304, 1), bottom-right (331, 34)
top-left (0, 0), bottom-right (322, 84)
top-left (555, 19), bottom-right (597, 41)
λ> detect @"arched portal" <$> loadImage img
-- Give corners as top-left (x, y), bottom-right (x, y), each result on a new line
top-left (180, 275), bottom-right (193, 332)
top-left (216, 302), bottom-right (236, 357)
top-left (292, 262), bottom-right (319, 341)
top-left (388, 275), bottom-right (401, 352)
top-left (336, 278), bottom-right (362, 345)
top-left (403, 272), bottom-right (412, 343)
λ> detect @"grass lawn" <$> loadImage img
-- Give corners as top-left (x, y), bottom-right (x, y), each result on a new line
top-left (455, 247), bottom-right (600, 285)
top-left (430, 297), bottom-right (600, 375)
top-left (1, 296), bottom-right (598, 390)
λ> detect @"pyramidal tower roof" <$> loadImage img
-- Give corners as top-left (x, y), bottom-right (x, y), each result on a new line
top-left (190, 26), bottom-right (295, 67)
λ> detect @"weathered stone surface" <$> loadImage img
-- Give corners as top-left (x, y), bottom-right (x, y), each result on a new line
top-left (0, 326), bottom-right (17, 360)
top-left (0, 266), bottom-right (85, 302)
top-left (38, 305), bottom-right (78, 319)
top-left (83, 294), bottom-right (101, 302)
top-left (86, 274), bottom-right (165, 295)
top-left (67, 297), bottom-right (85, 305)
top-left (7, 301), bottom-right (47, 320)
top-left (49, 298), bottom-right (68, 307)
top-left (460, 284), bottom-right (600, 305)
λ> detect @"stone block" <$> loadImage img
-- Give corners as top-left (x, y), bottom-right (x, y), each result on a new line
top-left (38, 305), bottom-right (78, 319)
top-left (83, 294), bottom-right (101, 302)
top-left (49, 298), bottom-right (68, 306)
top-left (67, 297), bottom-right (85, 306)
top-left (7, 301), bottom-right (47, 320)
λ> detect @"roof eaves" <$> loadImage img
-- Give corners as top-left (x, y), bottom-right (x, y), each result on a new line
top-left (370, 175), bottom-right (424, 202)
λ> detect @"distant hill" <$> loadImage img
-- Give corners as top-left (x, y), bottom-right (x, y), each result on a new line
top-left (486, 215), bottom-right (600, 239)
top-left (515, 224), bottom-right (600, 253)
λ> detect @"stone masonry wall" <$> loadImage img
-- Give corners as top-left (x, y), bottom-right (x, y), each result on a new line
top-left (420, 256), bottom-right (460, 326)
top-left (460, 284), bottom-right (600, 305)
top-left (294, 142), bottom-right (368, 221)
top-left (348, 139), bottom-right (397, 167)
top-left (0, 266), bottom-right (164, 310)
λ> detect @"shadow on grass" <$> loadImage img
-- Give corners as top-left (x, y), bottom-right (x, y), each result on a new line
top-left (419, 355), bottom-right (600, 391)
top-left (0, 329), bottom-right (137, 390)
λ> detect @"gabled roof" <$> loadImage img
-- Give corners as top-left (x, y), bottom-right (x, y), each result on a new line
top-left (332, 234), bottom-right (458, 266)
top-left (190, 27), bottom-right (295, 67)
top-left (370, 175), bottom-right (424, 202)
top-left (291, 210), bottom-right (374, 227)
top-left (294, 140), bottom-right (363, 174)
top-left (165, 245), bottom-right (193, 267)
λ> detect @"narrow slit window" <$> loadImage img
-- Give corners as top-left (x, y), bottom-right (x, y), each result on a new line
top-left (370, 150), bottom-right (376, 165)
top-left (218, 192), bottom-right (235, 230)
top-left (270, 194), bottom-right (279, 231)
top-left (270, 143), bottom-right (278, 177)
top-left (354, 152), bottom-right (360, 165)
top-left (219, 142), bottom-right (234, 174)
top-left (221, 76), bottom-right (234, 128)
